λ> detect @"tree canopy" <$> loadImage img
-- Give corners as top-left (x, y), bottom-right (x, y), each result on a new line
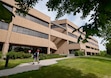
top-left (0, 1), bottom-right (14, 23)
top-left (1, 0), bottom-right (111, 41)
top-left (100, 21), bottom-right (111, 42)
top-left (47, 0), bottom-right (111, 38)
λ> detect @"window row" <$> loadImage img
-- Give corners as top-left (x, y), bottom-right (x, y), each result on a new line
top-left (51, 25), bottom-right (58, 29)
top-left (16, 13), bottom-right (49, 27)
top-left (68, 24), bottom-right (76, 30)
top-left (91, 38), bottom-right (98, 43)
top-left (60, 23), bottom-right (66, 28)
top-left (68, 32), bottom-right (78, 38)
top-left (51, 24), bottom-right (66, 29)
top-left (86, 46), bottom-right (99, 51)
top-left (88, 41), bottom-right (98, 47)
top-left (0, 21), bottom-right (9, 30)
top-left (13, 25), bottom-right (49, 39)
top-left (69, 41), bottom-right (76, 44)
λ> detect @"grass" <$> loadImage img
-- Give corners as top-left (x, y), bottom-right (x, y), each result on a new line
top-left (0, 58), bottom-right (33, 70)
top-left (0, 54), bottom-right (66, 70)
top-left (1, 56), bottom-right (111, 78)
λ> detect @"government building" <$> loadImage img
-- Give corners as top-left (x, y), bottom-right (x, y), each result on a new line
top-left (0, 0), bottom-right (99, 56)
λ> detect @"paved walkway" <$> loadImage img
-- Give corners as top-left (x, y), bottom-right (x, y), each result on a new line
top-left (0, 57), bottom-right (70, 77)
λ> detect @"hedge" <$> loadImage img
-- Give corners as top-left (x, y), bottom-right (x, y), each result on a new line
top-left (7, 52), bottom-right (31, 59)
top-left (39, 54), bottom-right (67, 60)
top-left (75, 50), bottom-right (85, 56)
top-left (0, 51), bottom-right (67, 60)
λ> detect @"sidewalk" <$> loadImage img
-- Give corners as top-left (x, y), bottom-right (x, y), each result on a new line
top-left (0, 57), bottom-right (69, 77)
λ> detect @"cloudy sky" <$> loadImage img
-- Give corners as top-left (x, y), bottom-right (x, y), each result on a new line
top-left (34, 0), bottom-right (106, 51)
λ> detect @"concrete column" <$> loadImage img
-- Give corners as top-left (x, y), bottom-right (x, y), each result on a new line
top-left (2, 43), bottom-right (9, 57)
top-left (47, 21), bottom-right (51, 54)
top-left (47, 47), bottom-right (50, 54)
top-left (2, 8), bottom-right (15, 57)
top-left (90, 52), bottom-right (92, 56)
top-left (85, 51), bottom-right (87, 56)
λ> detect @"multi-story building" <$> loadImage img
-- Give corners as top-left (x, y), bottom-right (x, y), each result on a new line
top-left (0, 0), bottom-right (99, 57)
top-left (51, 20), bottom-right (99, 55)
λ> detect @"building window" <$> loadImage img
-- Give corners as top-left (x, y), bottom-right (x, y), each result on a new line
top-left (68, 32), bottom-right (78, 38)
top-left (68, 24), bottom-right (76, 30)
top-left (86, 46), bottom-right (90, 48)
top-left (60, 23), bottom-right (66, 28)
top-left (88, 41), bottom-right (98, 47)
top-left (51, 24), bottom-right (66, 29)
top-left (69, 41), bottom-right (76, 44)
top-left (16, 13), bottom-right (49, 27)
top-left (0, 21), bottom-right (9, 30)
top-left (13, 25), bottom-right (49, 39)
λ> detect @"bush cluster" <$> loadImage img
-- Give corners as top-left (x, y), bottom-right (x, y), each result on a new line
top-left (1, 51), bottom-right (67, 60)
top-left (7, 52), bottom-right (31, 59)
top-left (97, 51), bottom-right (111, 58)
top-left (98, 51), bottom-right (107, 56)
top-left (39, 54), bottom-right (67, 60)
top-left (75, 50), bottom-right (85, 56)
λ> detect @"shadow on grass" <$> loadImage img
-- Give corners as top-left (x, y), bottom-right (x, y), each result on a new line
top-left (2, 65), bottom-right (99, 78)
top-left (79, 56), bottom-right (111, 62)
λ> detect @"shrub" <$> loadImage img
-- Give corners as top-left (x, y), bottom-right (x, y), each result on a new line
top-left (39, 54), bottom-right (67, 60)
top-left (99, 51), bottom-right (107, 56)
top-left (97, 51), bottom-right (111, 58)
top-left (7, 52), bottom-right (31, 59)
top-left (75, 50), bottom-right (85, 56)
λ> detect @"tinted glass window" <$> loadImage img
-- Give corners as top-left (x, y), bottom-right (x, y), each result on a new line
top-left (0, 21), bottom-right (9, 30)
top-left (13, 25), bottom-right (49, 39)
top-left (16, 13), bottom-right (49, 27)
top-left (68, 32), bottom-right (78, 38)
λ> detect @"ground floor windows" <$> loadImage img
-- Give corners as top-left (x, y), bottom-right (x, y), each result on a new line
top-left (8, 44), bottom-right (48, 54)
top-left (69, 49), bottom-right (78, 54)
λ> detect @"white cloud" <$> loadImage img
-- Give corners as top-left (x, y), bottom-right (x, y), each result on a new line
top-left (34, 1), bottom-right (106, 51)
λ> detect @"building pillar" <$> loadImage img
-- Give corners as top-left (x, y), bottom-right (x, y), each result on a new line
top-left (85, 51), bottom-right (87, 56)
top-left (2, 8), bottom-right (15, 57)
top-left (47, 21), bottom-right (51, 54)
top-left (2, 43), bottom-right (9, 57)
top-left (47, 47), bottom-right (50, 54)
top-left (90, 52), bottom-right (92, 56)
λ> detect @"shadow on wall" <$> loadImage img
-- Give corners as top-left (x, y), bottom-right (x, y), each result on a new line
top-left (7, 65), bottom-right (99, 78)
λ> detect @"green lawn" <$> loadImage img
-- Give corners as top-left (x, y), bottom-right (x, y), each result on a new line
top-left (1, 56), bottom-right (111, 78)
top-left (0, 58), bottom-right (33, 70)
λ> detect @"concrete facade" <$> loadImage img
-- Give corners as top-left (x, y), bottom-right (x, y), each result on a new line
top-left (0, 0), bottom-right (99, 56)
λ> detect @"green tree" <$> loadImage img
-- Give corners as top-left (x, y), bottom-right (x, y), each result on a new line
top-left (0, 1), bottom-right (14, 23)
top-left (99, 21), bottom-right (111, 54)
top-left (100, 21), bottom-right (111, 42)
top-left (0, 0), bottom-right (39, 23)
top-left (106, 40), bottom-right (111, 55)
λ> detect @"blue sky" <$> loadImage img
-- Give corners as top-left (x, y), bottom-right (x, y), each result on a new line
top-left (34, 0), bottom-right (106, 51)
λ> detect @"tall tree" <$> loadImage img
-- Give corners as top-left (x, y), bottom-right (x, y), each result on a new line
top-left (100, 21), bottom-right (111, 42)
top-left (99, 21), bottom-right (111, 54)
top-left (106, 40), bottom-right (111, 55)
